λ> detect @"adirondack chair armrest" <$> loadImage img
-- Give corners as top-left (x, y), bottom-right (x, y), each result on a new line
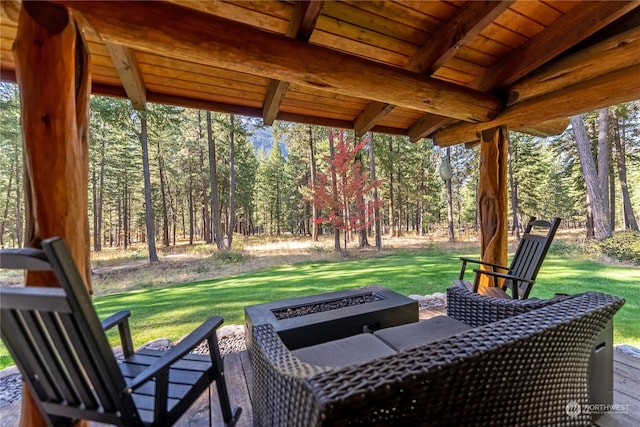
top-left (472, 269), bottom-right (535, 299)
top-left (472, 269), bottom-right (535, 284)
top-left (458, 257), bottom-right (508, 279)
top-left (125, 315), bottom-right (224, 393)
top-left (102, 310), bottom-right (135, 357)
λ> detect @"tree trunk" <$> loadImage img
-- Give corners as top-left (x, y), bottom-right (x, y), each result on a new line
top-left (387, 139), bottom-right (395, 238)
top-left (508, 137), bottom-right (521, 240)
top-left (612, 109), bottom-right (639, 231)
top-left (396, 179), bottom-right (403, 237)
top-left (477, 127), bottom-right (509, 292)
top-left (609, 156), bottom-right (616, 232)
top-left (96, 133), bottom-right (106, 251)
top-left (227, 114), bottom-right (236, 249)
top-left (368, 132), bottom-right (382, 250)
top-left (91, 170), bottom-right (98, 250)
top-left (0, 156), bottom-right (14, 247)
top-left (571, 114), bottom-right (611, 240)
top-left (597, 108), bottom-right (612, 233)
top-left (154, 138), bottom-right (170, 247)
top-left (206, 111), bottom-right (223, 249)
top-left (14, 3), bottom-right (91, 425)
top-left (446, 147), bottom-right (455, 242)
top-left (123, 178), bottom-right (129, 248)
top-left (328, 130), bottom-right (341, 252)
top-left (165, 171), bottom-right (176, 246)
top-left (308, 126), bottom-right (319, 241)
top-left (197, 111), bottom-right (211, 243)
top-left (586, 193), bottom-right (595, 239)
top-left (16, 150), bottom-right (23, 248)
top-left (356, 148), bottom-right (369, 248)
top-left (188, 181), bottom-right (194, 244)
top-left (140, 114), bottom-right (159, 262)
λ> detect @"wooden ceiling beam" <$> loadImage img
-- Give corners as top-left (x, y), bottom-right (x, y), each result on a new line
top-left (288, 0), bottom-right (324, 41)
top-left (406, 1), bottom-right (514, 74)
top-left (263, 80), bottom-right (290, 126)
top-left (277, 111), bottom-right (358, 131)
top-left (472, 1), bottom-right (639, 91)
top-left (71, 8), bottom-right (147, 110)
top-left (149, 92), bottom-right (264, 117)
top-left (408, 115), bottom-right (453, 143)
top-left (263, 0), bottom-right (324, 125)
top-left (66, 1), bottom-right (503, 122)
top-left (1, 0), bottom-right (20, 21)
top-left (355, 1), bottom-right (512, 137)
top-left (104, 43), bottom-right (146, 110)
top-left (354, 102), bottom-right (395, 137)
top-left (508, 22), bottom-right (640, 105)
top-left (0, 68), bottom-right (16, 83)
top-left (433, 63), bottom-right (640, 146)
top-left (84, 81), bottom-right (412, 135)
top-left (512, 118), bottom-right (569, 138)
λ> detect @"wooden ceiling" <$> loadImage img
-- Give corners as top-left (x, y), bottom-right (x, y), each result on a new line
top-left (1, 1), bottom-right (639, 146)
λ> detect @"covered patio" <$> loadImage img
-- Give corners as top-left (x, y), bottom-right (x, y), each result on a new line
top-left (1, 0), bottom-right (640, 425)
top-left (2, 0), bottom-right (639, 274)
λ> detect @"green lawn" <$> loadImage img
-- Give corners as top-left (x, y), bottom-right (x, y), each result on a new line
top-left (1, 249), bottom-right (639, 370)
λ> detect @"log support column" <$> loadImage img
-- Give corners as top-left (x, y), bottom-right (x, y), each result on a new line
top-left (477, 126), bottom-right (509, 293)
top-left (13, 2), bottom-right (91, 426)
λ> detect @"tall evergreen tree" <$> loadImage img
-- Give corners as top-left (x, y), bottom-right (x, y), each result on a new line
top-left (138, 112), bottom-right (158, 262)
top-left (368, 132), bottom-right (382, 249)
top-left (0, 84), bottom-right (22, 247)
top-left (612, 105), bottom-right (639, 231)
top-left (207, 111), bottom-right (223, 249)
top-left (267, 137), bottom-right (285, 235)
top-left (571, 114), bottom-right (611, 240)
top-left (227, 114), bottom-right (236, 248)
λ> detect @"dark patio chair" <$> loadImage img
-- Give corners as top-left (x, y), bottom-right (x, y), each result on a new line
top-left (454, 217), bottom-right (561, 299)
top-left (0, 237), bottom-right (241, 426)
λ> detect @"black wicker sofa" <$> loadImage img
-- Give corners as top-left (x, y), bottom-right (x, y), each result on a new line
top-left (249, 287), bottom-right (624, 426)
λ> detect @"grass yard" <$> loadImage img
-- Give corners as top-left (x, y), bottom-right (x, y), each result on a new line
top-left (1, 244), bottom-right (639, 370)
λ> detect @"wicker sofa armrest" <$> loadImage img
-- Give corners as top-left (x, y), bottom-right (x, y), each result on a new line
top-left (250, 323), bottom-right (330, 427)
top-left (308, 292), bottom-right (624, 426)
top-left (446, 285), bottom-right (571, 327)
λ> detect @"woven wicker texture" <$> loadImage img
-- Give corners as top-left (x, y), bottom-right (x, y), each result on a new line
top-left (446, 285), bottom-right (576, 327)
top-left (250, 290), bottom-right (624, 427)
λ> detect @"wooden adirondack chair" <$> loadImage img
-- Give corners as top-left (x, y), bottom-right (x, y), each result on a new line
top-left (454, 217), bottom-right (561, 299)
top-left (0, 237), bottom-right (241, 426)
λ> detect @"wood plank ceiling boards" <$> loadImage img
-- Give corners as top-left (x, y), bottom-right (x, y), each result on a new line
top-left (1, 0), bottom-right (638, 146)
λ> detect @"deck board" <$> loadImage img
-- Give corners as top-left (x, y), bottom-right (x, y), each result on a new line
top-left (183, 347), bottom-right (639, 427)
top-left (592, 351), bottom-right (640, 427)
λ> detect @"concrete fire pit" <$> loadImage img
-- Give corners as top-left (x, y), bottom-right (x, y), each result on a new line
top-left (244, 286), bottom-right (418, 350)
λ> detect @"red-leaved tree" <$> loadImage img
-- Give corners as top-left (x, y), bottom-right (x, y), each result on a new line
top-left (311, 129), bottom-right (382, 253)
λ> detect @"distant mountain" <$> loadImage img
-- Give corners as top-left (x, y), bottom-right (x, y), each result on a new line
top-left (242, 117), bottom-right (288, 156)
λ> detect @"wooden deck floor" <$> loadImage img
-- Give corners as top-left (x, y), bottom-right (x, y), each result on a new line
top-left (594, 350), bottom-right (640, 427)
top-left (180, 348), bottom-right (640, 427)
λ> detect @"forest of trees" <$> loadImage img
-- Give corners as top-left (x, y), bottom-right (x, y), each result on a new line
top-left (1, 82), bottom-right (639, 254)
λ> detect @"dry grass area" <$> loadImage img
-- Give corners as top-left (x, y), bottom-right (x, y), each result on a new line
top-left (88, 231), bottom-right (481, 296)
top-left (0, 228), bottom-right (588, 296)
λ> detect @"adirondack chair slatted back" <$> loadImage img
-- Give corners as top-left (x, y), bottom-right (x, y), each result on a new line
top-left (0, 240), bottom-right (143, 426)
top-left (2, 237), bottom-right (242, 426)
top-left (507, 217), bottom-right (561, 299)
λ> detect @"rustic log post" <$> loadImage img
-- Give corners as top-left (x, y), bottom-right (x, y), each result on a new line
top-left (13, 2), bottom-right (91, 426)
top-left (477, 126), bottom-right (509, 293)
